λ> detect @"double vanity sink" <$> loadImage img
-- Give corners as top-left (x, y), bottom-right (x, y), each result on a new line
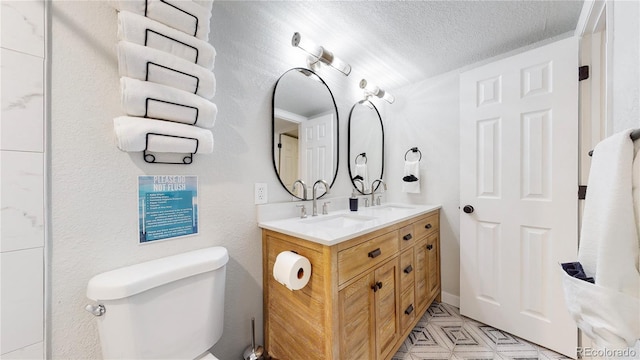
top-left (258, 202), bottom-right (440, 245)
top-left (259, 201), bottom-right (442, 360)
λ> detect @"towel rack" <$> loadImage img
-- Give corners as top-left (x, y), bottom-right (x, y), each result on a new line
top-left (143, 133), bottom-right (199, 164)
top-left (145, 61), bottom-right (200, 94)
top-left (588, 128), bottom-right (640, 156)
top-left (144, 98), bottom-right (199, 126)
top-left (146, 0), bottom-right (199, 37)
top-left (404, 147), bottom-right (422, 161)
top-left (144, 28), bottom-right (199, 64)
top-left (355, 152), bottom-right (367, 165)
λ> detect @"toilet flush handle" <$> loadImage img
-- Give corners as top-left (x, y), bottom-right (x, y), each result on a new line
top-left (85, 304), bottom-right (106, 316)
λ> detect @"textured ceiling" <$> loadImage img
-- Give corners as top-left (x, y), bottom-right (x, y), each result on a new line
top-left (216, 0), bottom-right (584, 91)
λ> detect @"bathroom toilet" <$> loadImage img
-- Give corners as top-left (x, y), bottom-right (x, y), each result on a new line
top-left (85, 247), bottom-right (228, 359)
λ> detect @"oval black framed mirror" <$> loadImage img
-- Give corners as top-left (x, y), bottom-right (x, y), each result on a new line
top-left (348, 99), bottom-right (384, 194)
top-left (272, 68), bottom-right (339, 199)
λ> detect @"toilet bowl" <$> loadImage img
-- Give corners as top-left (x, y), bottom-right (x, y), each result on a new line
top-left (85, 247), bottom-right (228, 359)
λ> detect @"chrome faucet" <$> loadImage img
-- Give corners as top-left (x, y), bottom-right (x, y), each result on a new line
top-left (353, 178), bottom-right (366, 194)
top-left (370, 179), bottom-right (387, 206)
top-left (312, 180), bottom-right (330, 216)
top-left (292, 179), bottom-right (307, 200)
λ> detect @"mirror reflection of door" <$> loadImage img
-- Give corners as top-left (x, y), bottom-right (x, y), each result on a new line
top-left (272, 68), bottom-right (339, 199)
top-left (299, 112), bottom-right (334, 195)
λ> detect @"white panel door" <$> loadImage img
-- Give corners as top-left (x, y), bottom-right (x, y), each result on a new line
top-left (460, 37), bottom-right (579, 357)
top-left (299, 113), bottom-right (334, 186)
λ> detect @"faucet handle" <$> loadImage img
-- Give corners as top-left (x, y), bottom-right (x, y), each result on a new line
top-left (376, 196), bottom-right (382, 206)
top-left (322, 201), bottom-right (331, 215)
top-left (296, 204), bottom-right (307, 219)
top-left (364, 198), bottom-right (370, 207)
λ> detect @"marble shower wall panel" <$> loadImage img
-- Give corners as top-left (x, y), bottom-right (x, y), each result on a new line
top-left (0, 0), bottom-right (46, 358)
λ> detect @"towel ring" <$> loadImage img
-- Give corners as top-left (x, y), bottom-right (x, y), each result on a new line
top-left (356, 152), bottom-right (367, 165)
top-left (404, 147), bottom-right (422, 161)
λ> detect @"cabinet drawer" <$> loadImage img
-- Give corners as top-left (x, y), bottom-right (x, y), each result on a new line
top-left (400, 248), bottom-right (415, 293)
top-left (399, 224), bottom-right (415, 250)
top-left (400, 286), bottom-right (416, 333)
top-left (414, 213), bottom-right (438, 239)
top-left (338, 231), bottom-right (399, 284)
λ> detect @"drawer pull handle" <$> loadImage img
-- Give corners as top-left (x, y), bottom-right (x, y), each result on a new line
top-left (426, 244), bottom-right (433, 250)
top-left (405, 304), bottom-right (414, 315)
top-left (371, 283), bottom-right (379, 292)
top-left (376, 281), bottom-right (383, 290)
top-left (368, 248), bottom-right (382, 258)
top-left (425, 223), bottom-right (432, 229)
top-left (404, 265), bottom-right (413, 274)
top-left (403, 234), bottom-right (413, 241)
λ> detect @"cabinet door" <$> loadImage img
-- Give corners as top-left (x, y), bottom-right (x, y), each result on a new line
top-left (374, 259), bottom-right (399, 360)
top-left (414, 239), bottom-right (428, 312)
top-left (426, 233), bottom-right (440, 300)
top-left (339, 273), bottom-right (375, 359)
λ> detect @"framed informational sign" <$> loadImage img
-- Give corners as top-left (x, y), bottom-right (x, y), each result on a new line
top-left (138, 175), bottom-right (198, 244)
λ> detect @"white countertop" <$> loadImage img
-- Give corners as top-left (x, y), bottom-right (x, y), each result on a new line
top-left (258, 203), bottom-right (441, 246)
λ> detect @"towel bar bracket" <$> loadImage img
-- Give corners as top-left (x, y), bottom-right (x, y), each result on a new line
top-left (143, 133), bottom-right (199, 165)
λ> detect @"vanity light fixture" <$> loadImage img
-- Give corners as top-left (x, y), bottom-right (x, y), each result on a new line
top-left (360, 79), bottom-right (395, 104)
top-left (291, 32), bottom-right (351, 76)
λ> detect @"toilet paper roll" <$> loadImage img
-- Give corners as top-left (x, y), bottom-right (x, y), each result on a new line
top-left (273, 251), bottom-right (311, 291)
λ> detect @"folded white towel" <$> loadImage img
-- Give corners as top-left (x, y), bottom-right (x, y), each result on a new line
top-left (114, 116), bottom-right (214, 154)
top-left (120, 77), bottom-right (217, 128)
top-left (354, 163), bottom-right (369, 192)
top-left (110, 0), bottom-right (211, 41)
top-left (402, 160), bottom-right (421, 193)
top-left (117, 41), bottom-right (215, 99)
top-left (578, 129), bottom-right (640, 296)
top-left (117, 11), bottom-right (216, 70)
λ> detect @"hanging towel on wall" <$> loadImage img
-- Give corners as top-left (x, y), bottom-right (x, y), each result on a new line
top-left (114, 116), bottom-right (214, 154)
top-left (117, 41), bottom-right (216, 99)
top-left (578, 129), bottom-right (640, 295)
top-left (562, 128), bottom-right (640, 347)
top-left (120, 77), bottom-right (217, 128)
top-left (110, 0), bottom-right (212, 41)
top-left (117, 11), bottom-right (216, 70)
top-left (402, 160), bottom-right (421, 193)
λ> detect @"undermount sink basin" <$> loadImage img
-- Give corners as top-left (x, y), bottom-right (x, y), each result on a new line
top-left (370, 204), bottom-right (416, 211)
top-left (301, 214), bottom-right (377, 228)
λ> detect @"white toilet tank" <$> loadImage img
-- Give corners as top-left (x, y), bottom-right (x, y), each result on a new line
top-left (86, 247), bottom-right (228, 359)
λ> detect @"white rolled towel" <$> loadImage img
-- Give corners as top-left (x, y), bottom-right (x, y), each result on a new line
top-left (117, 11), bottom-right (216, 70)
top-left (120, 77), bottom-right (217, 128)
top-left (114, 116), bottom-right (214, 154)
top-left (110, 0), bottom-right (211, 41)
top-left (117, 41), bottom-right (216, 99)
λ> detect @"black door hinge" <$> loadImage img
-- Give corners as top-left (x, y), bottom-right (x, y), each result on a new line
top-left (578, 185), bottom-right (587, 200)
top-left (579, 66), bottom-right (590, 81)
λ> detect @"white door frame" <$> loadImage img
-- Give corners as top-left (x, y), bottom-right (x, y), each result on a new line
top-left (574, 0), bottom-right (611, 351)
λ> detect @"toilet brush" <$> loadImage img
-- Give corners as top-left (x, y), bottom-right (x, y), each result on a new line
top-left (243, 317), bottom-right (264, 360)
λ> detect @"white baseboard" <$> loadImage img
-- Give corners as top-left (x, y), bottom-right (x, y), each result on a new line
top-left (440, 291), bottom-right (460, 308)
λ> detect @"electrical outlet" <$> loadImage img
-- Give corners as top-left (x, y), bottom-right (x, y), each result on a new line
top-left (255, 183), bottom-right (268, 204)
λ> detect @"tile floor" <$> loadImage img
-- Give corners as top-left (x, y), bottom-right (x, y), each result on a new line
top-left (393, 302), bottom-right (571, 360)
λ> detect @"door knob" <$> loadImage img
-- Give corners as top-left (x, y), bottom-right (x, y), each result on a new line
top-left (463, 205), bottom-right (474, 214)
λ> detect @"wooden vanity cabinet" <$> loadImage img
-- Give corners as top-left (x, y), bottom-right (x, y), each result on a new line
top-left (262, 210), bottom-right (440, 360)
